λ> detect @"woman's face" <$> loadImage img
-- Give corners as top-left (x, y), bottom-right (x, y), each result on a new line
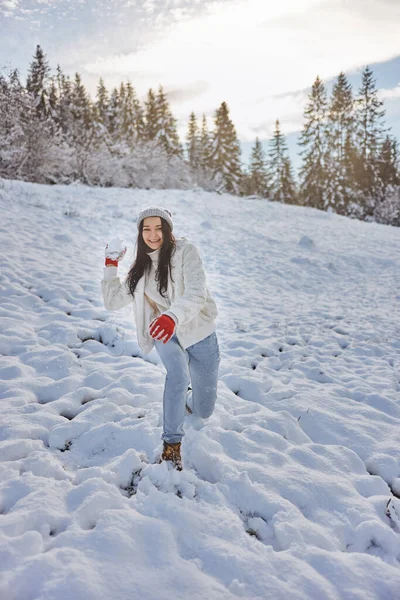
top-left (142, 216), bottom-right (163, 250)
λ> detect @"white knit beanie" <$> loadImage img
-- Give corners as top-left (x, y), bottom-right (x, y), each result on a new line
top-left (137, 206), bottom-right (174, 231)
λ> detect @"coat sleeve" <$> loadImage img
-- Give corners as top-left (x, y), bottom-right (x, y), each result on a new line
top-left (166, 243), bottom-right (207, 325)
top-left (101, 267), bottom-right (133, 310)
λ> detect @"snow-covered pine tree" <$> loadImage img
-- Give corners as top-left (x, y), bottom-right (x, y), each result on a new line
top-left (0, 67), bottom-right (68, 183)
top-left (85, 82), bottom-right (125, 187)
top-left (55, 66), bottom-right (73, 136)
top-left (186, 112), bottom-right (201, 170)
top-left (69, 73), bottom-right (95, 182)
top-left (144, 88), bottom-right (159, 142)
top-left (267, 120), bottom-right (296, 203)
top-left (186, 112), bottom-right (215, 189)
top-left (324, 72), bottom-right (356, 214)
top-left (24, 45), bottom-right (69, 182)
top-left (281, 157), bottom-right (298, 204)
top-left (12, 74), bottom-right (40, 181)
top-left (40, 75), bottom-right (76, 183)
top-left (191, 114), bottom-right (214, 190)
top-left (56, 65), bottom-right (65, 99)
top-left (118, 82), bottom-right (130, 149)
top-left (91, 78), bottom-right (110, 145)
top-left (35, 64), bottom-right (75, 183)
top-left (377, 136), bottom-right (399, 197)
top-left (210, 101), bottom-right (242, 194)
top-left (354, 66), bottom-right (387, 217)
top-left (106, 82), bottom-right (137, 163)
top-left (91, 77), bottom-right (111, 158)
top-left (199, 115), bottom-right (212, 171)
top-left (0, 69), bottom-right (26, 179)
top-left (85, 78), bottom-right (114, 184)
top-left (95, 78), bottom-right (110, 131)
top-left (267, 121), bottom-right (285, 201)
top-left (108, 87), bottom-right (122, 148)
top-left (247, 137), bottom-right (269, 197)
top-left (373, 184), bottom-right (400, 226)
top-left (372, 136), bottom-right (400, 224)
top-left (26, 45), bottom-right (51, 118)
top-left (124, 81), bottom-right (145, 145)
top-left (72, 74), bottom-right (93, 129)
top-left (155, 86), bottom-right (182, 156)
top-left (48, 78), bottom-right (59, 120)
top-left (298, 75), bottom-right (328, 209)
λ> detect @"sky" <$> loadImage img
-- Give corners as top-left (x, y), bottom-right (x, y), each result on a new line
top-left (1, 0), bottom-right (400, 168)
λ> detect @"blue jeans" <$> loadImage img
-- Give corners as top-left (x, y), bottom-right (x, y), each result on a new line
top-left (154, 331), bottom-right (220, 444)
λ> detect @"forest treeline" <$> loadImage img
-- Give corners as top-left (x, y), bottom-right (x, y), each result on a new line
top-left (1, 45), bottom-right (399, 226)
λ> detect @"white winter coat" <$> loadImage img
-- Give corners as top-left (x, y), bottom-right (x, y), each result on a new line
top-left (101, 238), bottom-right (218, 354)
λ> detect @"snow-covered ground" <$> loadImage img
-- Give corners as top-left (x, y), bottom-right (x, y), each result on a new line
top-left (1, 178), bottom-right (400, 600)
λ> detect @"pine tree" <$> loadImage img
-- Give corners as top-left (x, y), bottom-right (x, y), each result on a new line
top-left (26, 45), bottom-right (51, 118)
top-left (378, 136), bottom-right (400, 192)
top-left (267, 120), bottom-right (296, 203)
top-left (199, 114), bottom-right (212, 170)
top-left (144, 88), bottom-right (159, 142)
top-left (281, 158), bottom-right (297, 204)
top-left (1, 67), bottom-right (69, 183)
top-left (324, 72), bottom-right (356, 214)
top-left (210, 101), bottom-right (242, 194)
top-left (56, 65), bottom-right (64, 98)
top-left (24, 45), bottom-right (65, 181)
top-left (186, 112), bottom-right (201, 169)
top-left (0, 69), bottom-right (25, 179)
top-left (108, 87), bottom-right (122, 146)
top-left (95, 78), bottom-right (109, 129)
top-left (71, 74), bottom-right (92, 129)
top-left (55, 66), bottom-right (73, 134)
top-left (298, 75), bottom-right (328, 209)
top-left (124, 81), bottom-right (145, 144)
top-left (91, 77), bottom-right (111, 154)
top-left (70, 73), bottom-right (95, 181)
top-left (155, 86), bottom-right (182, 156)
top-left (248, 137), bottom-right (268, 197)
top-left (192, 114), bottom-right (215, 190)
top-left (354, 66), bottom-right (387, 216)
top-left (116, 81), bottom-right (144, 154)
top-left (374, 135), bottom-right (400, 220)
top-left (267, 120), bottom-right (285, 201)
top-left (373, 186), bottom-right (400, 226)
top-left (49, 77), bottom-right (58, 120)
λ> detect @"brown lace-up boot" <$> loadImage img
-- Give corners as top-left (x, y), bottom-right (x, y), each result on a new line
top-left (161, 441), bottom-right (183, 471)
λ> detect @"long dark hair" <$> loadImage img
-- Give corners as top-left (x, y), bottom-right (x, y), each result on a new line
top-left (126, 218), bottom-right (176, 298)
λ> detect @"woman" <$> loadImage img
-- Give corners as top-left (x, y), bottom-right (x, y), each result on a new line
top-left (101, 206), bottom-right (220, 470)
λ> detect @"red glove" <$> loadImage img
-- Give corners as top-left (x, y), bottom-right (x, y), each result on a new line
top-left (105, 256), bottom-right (119, 267)
top-left (105, 244), bottom-right (126, 267)
top-left (149, 314), bottom-right (175, 343)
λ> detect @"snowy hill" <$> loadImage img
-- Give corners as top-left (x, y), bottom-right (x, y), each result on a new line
top-left (0, 178), bottom-right (400, 600)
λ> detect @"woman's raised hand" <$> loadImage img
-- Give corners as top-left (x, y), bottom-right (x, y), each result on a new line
top-left (105, 240), bottom-right (127, 267)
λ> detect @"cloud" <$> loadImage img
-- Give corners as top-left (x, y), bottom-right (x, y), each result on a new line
top-left (1, 0), bottom-right (20, 11)
top-left (164, 81), bottom-right (209, 103)
top-left (379, 85), bottom-right (400, 100)
top-left (379, 84), bottom-right (400, 125)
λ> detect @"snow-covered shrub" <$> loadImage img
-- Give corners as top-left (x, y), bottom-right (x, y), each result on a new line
top-left (374, 186), bottom-right (400, 226)
top-left (122, 140), bottom-right (193, 190)
top-left (84, 143), bottom-right (131, 188)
